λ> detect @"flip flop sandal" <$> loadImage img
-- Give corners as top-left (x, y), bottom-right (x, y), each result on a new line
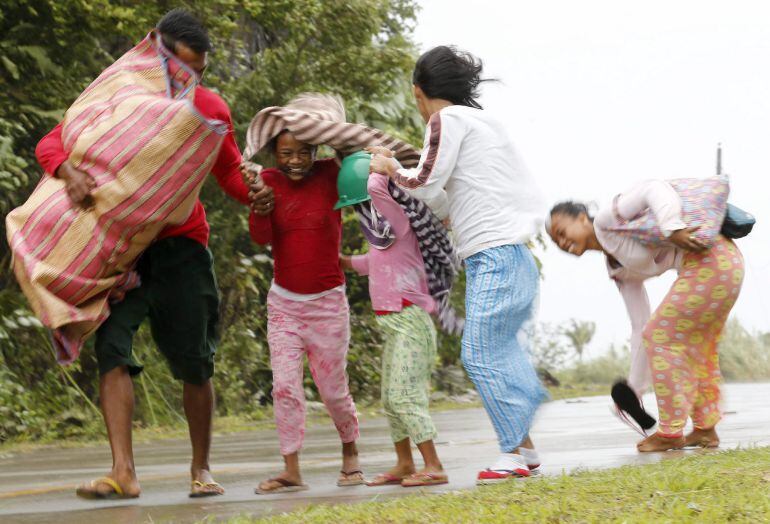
top-left (76, 477), bottom-right (138, 500)
top-left (401, 472), bottom-right (449, 487)
top-left (366, 473), bottom-right (405, 486)
top-left (337, 469), bottom-right (365, 487)
top-left (611, 380), bottom-right (656, 431)
top-left (189, 480), bottom-right (225, 498)
top-left (255, 477), bottom-right (309, 495)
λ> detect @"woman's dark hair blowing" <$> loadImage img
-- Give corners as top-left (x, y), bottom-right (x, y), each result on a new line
top-left (157, 8), bottom-right (211, 54)
top-left (412, 46), bottom-right (489, 109)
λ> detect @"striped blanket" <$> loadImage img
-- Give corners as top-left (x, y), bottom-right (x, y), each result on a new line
top-left (388, 182), bottom-right (464, 335)
top-left (5, 33), bottom-right (227, 363)
top-left (243, 93), bottom-right (421, 167)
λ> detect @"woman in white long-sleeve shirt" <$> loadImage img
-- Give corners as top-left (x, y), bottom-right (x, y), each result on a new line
top-left (547, 180), bottom-right (744, 452)
top-left (370, 46), bottom-right (548, 484)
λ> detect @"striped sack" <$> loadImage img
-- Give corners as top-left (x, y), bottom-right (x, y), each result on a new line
top-left (5, 33), bottom-right (227, 363)
top-left (607, 175), bottom-right (730, 248)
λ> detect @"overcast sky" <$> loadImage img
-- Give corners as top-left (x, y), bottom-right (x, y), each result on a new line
top-left (414, 0), bottom-right (770, 358)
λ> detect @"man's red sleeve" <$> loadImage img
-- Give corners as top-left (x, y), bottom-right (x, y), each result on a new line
top-left (249, 212), bottom-right (273, 245)
top-left (35, 123), bottom-right (68, 177)
top-left (204, 95), bottom-right (250, 205)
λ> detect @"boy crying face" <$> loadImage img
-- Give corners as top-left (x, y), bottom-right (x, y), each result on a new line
top-left (274, 131), bottom-right (317, 181)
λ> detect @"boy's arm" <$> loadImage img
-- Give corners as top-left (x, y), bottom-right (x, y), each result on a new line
top-left (249, 211), bottom-right (273, 245)
top-left (247, 170), bottom-right (277, 245)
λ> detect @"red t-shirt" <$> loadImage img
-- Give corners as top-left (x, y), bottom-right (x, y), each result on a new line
top-left (249, 158), bottom-right (344, 294)
top-left (34, 86), bottom-right (250, 247)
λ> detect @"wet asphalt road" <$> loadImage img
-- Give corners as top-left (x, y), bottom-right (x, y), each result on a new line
top-left (1, 382), bottom-right (768, 523)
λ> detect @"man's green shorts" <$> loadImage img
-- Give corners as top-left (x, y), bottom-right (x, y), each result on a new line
top-left (95, 237), bottom-right (220, 385)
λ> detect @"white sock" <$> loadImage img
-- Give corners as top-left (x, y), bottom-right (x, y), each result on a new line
top-left (518, 447), bottom-right (540, 467)
top-left (490, 453), bottom-right (528, 472)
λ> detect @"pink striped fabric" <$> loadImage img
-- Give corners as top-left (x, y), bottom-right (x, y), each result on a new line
top-left (5, 33), bottom-right (227, 363)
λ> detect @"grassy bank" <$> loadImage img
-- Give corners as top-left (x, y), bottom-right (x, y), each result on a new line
top-left (230, 447), bottom-right (770, 523)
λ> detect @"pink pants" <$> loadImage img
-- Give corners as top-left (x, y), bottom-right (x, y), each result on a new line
top-left (267, 288), bottom-right (359, 455)
top-left (643, 236), bottom-right (744, 435)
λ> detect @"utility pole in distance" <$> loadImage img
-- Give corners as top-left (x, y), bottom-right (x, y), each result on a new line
top-left (716, 143), bottom-right (722, 175)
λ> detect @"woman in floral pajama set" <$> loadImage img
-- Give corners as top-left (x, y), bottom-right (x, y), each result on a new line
top-left (548, 179), bottom-right (744, 452)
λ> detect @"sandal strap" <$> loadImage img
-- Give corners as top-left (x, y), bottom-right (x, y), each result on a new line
top-left (192, 480), bottom-right (222, 488)
top-left (410, 472), bottom-right (446, 480)
top-left (92, 477), bottom-right (123, 495)
top-left (267, 477), bottom-right (301, 488)
top-left (375, 473), bottom-right (402, 481)
top-left (340, 470), bottom-right (363, 476)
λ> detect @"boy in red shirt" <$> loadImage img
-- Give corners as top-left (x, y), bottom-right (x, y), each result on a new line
top-left (249, 128), bottom-right (362, 493)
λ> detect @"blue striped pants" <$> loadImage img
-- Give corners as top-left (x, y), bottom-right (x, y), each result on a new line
top-left (462, 244), bottom-right (547, 452)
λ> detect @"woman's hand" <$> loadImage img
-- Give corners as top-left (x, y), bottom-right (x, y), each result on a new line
top-left (369, 154), bottom-right (398, 178)
top-left (365, 146), bottom-right (394, 158)
top-left (668, 226), bottom-right (708, 252)
top-left (339, 253), bottom-right (353, 271)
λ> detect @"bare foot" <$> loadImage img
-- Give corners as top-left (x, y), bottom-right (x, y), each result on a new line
top-left (684, 427), bottom-right (720, 448)
top-left (417, 465), bottom-right (445, 477)
top-left (257, 470), bottom-right (303, 492)
top-left (388, 463), bottom-right (416, 477)
top-left (637, 432), bottom-right (686, 452)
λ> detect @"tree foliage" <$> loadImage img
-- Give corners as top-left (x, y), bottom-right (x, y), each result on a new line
top-left (0, 0), bottom-right (438, 442)
top-left (563, 319), bottom-right (596, 362)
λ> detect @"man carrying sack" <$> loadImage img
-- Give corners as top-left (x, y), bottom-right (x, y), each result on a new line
top-left (7, 9), bottom-right (273, 499)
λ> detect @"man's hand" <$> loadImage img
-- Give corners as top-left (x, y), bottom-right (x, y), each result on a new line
top-left (369, 153), bottom-right (398, 178)
top-left (669, 226), bottom-right (708, 252)
top-left (242, 162), bottom-right (274, 216)
top-left (56, 161), bottom-right (95, 209)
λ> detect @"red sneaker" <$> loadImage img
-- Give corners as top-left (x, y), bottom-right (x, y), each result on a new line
top-left (476, 466), bottom-right (531, 485)
top-left (477, 453), bottom-right (533, 485)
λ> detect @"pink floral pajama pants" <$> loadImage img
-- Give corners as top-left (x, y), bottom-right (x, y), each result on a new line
top-left (643, 236), bottom-right (744, 435)
top-left (267, 288), bottom-right (359, 455)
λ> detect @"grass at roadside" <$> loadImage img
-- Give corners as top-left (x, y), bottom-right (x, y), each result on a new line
top-left (225, 447), bottom-right (770, 523)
